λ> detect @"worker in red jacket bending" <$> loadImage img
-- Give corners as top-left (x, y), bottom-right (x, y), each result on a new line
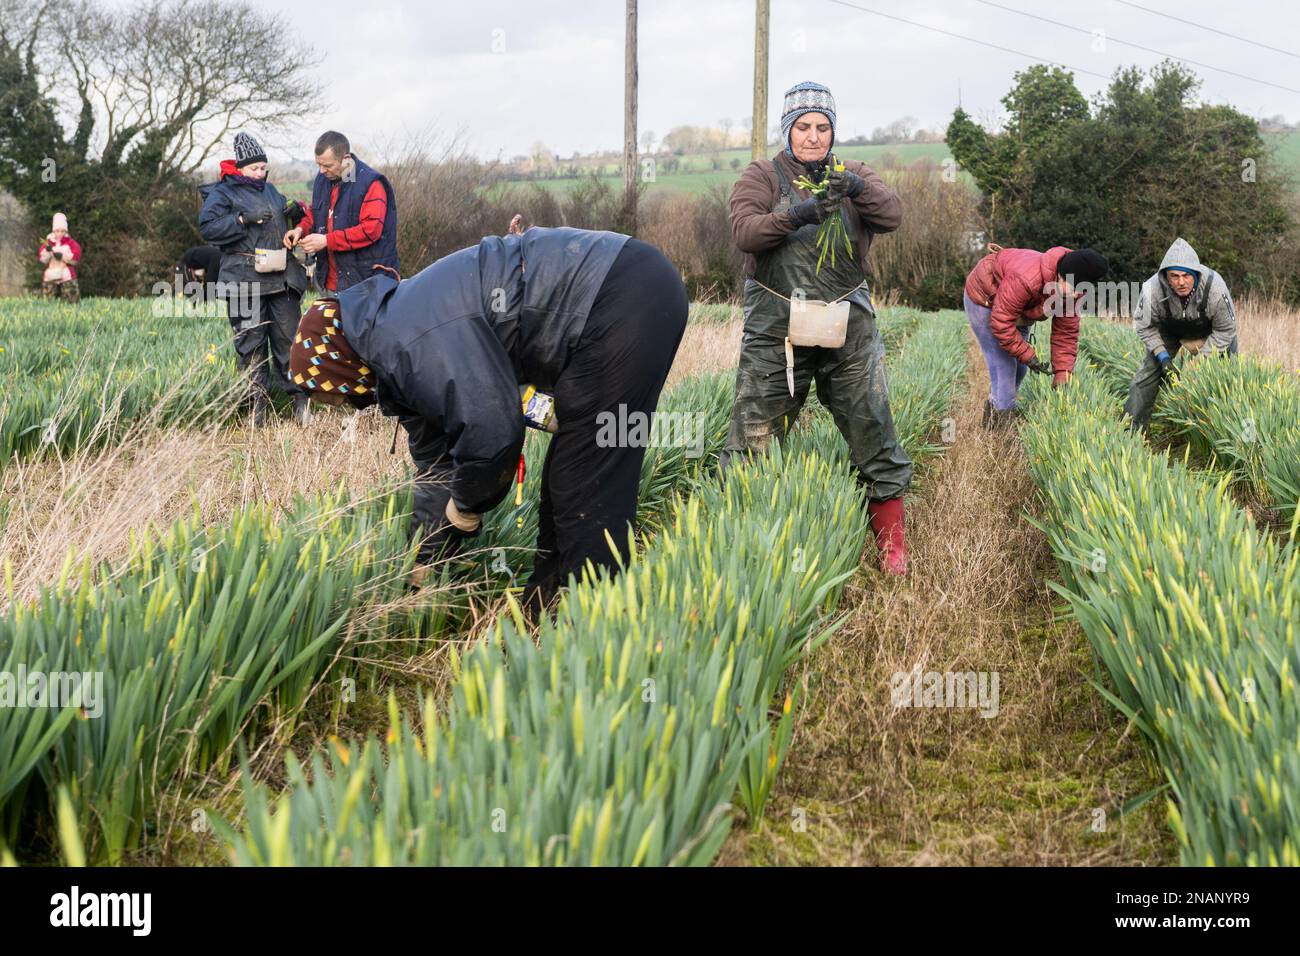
top-left (963, 244), bottom-right (1108, 428)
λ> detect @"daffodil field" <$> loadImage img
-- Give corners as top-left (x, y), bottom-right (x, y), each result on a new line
top-left (11, 289), bottom-right (1299, 869)
top-left (0, 298), bottom-right (239, 463)
top-left (1077, 319), bottom-right (1300, 526)
top-left (0, 491), bottom-right (416, 863)
top-left (210, 312), bottom-right (968, 865)
top-left (1021, 363), bottom-right (1300, 865)
top-left (0, 297), bottom-right (969, 866)
top-left (0, 363), bottom-right (734, 864)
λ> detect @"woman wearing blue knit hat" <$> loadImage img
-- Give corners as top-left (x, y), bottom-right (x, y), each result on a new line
top-left (724, 81), bottom-right (913, 575)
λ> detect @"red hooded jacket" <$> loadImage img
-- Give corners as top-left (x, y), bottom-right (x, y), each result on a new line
top-left (964, 245), bottom-right (1080, 373)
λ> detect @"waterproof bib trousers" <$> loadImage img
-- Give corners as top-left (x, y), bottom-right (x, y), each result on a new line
top-left (722, 161), bottom-right (912, 501)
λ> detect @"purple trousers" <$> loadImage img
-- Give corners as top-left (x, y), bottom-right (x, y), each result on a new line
top-left (965, 292), bottom-right (1030, 410)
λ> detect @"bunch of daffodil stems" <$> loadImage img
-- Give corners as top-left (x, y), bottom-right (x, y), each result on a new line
top-left (793, 155), bottom-right (854, 275)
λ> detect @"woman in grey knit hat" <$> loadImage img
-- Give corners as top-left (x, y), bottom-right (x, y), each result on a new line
top-left (723, 81), bottom-right (912, 574)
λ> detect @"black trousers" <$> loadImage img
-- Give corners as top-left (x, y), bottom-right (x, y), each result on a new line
top-left (227, 289), bottom-right (303, 400)
top-left (524, 239), bottom-right (688, 609)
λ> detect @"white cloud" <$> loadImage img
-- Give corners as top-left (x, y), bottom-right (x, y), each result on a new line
top-left (147, 0), bottom-right (1298, 161)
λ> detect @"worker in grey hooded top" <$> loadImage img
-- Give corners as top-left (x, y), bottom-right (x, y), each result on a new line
top-left (1123, 237), bottom-right (1238, 431)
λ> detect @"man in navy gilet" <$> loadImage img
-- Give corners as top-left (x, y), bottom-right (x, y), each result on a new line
top-left (284, 130), bottom-right (400, 291)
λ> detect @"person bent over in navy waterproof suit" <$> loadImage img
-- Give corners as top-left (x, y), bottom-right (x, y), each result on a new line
top-left (289, 226), bottom-right (688, 615)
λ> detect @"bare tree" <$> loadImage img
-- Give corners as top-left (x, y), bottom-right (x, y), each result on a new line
top-left (718, 117), bottom-right (734, 149)
top-left (32, 0), bottom-right (321, 177)
top-left (529, 140), bottom-right (555, 176)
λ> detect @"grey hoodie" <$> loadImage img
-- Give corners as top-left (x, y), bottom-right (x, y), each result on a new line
top-left (1133, 237), bottom-right (1236, 354)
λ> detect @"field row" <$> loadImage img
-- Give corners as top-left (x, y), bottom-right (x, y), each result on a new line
top-left (3, 307), bottom-right (938, 865)
top-left (1021, 369), bottom-right (1300, 865)
top-left (0, 369), bottom-right (743, 863)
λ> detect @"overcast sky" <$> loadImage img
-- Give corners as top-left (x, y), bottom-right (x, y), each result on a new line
top-left (230, 0), bottom-right (1300, 161)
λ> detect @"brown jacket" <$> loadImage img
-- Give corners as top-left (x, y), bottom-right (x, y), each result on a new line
top-left (729, 151), bottom-right (903, 278)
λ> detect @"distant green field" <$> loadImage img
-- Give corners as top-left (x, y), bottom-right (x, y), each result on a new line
top-left (493, 143), bottom-right (964, 199)
top-left (568, 141), bottom-right (953, 176)
top-left (281, 132), bottom-right (1300, 203)
top-left (277, 180), bottom-right (312, 202)
top-left (1269, 130), bottom-right (1300, 175)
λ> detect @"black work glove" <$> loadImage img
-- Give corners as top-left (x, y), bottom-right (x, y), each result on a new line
top-left (1026, 357), bottom-right (1053, 376)
top-left (787, 196), bottom-right (827, 228)
top-left (285, 200), bottom-right (307, 227)
top-left (826, 167), bottom-right (865, 199)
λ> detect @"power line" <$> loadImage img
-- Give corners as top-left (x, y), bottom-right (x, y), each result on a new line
top-left (1110, 0), bottom-right (1300, 60)
top-left (974, 0), bottom-right (1300, 96)
top-left (822, 0), bottom-right (1109, 80)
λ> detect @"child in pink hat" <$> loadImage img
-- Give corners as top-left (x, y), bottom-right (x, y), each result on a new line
top-left (38, 212), bottom-right (82, 304)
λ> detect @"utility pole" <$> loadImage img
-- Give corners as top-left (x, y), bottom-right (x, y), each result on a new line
top-left (751, 0), bottom-right (770, 161)
top-left (623, 0), bottom-right (638, 234)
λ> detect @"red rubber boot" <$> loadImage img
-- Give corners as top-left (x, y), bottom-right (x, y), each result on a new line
top-left (867, 496), bottom-right (909, 576)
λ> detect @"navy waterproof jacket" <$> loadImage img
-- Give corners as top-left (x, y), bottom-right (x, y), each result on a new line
top-left (337, 226), bottom-right (628, 514)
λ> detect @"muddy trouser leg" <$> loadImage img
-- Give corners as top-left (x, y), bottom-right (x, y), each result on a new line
top-left (1123, 329), bottom-right (1180, 431)
top-left (721, 330), bottom-right (815, 471)
top-left (264, 290), bottom-right (303, 395)
top-left (523, 243), bottom-right (688, 610)
top-left (228, 293), bottom-right (271, 403)
top-left (814, 312), bottom-right (913, 501)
